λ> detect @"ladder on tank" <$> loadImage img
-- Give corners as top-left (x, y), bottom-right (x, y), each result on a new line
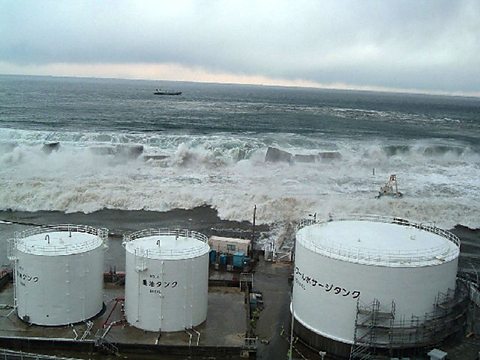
top-left (134, 248), bottom-right (148, 272)
top-left (6, 238), bottom-right (18, 311)
top-left (7, 238), bottom-right (18, 261)
top-left (349, 298), bottom-right (396, 360)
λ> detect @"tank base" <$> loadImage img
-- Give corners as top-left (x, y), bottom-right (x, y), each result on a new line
top-left (17, 302), bottom-right (107, 327)
top-left (293, 319), bottom-right (352, 359)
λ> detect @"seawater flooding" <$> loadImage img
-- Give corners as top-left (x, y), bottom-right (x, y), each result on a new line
top-left (0, 75), bottom-right (479, 231)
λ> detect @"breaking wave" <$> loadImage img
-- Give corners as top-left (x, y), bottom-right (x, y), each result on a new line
top-left (0, 127), bottom-right (479, 229)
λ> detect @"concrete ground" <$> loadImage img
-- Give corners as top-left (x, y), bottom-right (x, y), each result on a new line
top-left (0, 282), bottom-right (246, 348)
top-left (253, 256), bottom-right (293, 360)
top-left (2, 224), bottom-right (479, 360)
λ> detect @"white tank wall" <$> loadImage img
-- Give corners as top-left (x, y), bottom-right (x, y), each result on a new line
top-left (15, 246), bottom-right (104, 326)
top-left (125, 251), bottom-right (209, 332)
top-left (292, 240), bottom-right (458, 344)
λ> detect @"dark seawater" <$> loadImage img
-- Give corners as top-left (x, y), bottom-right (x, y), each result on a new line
top-left (0, 74), bottom-right (479, 230)
top-left (2, 75), bottom-right (479, 141)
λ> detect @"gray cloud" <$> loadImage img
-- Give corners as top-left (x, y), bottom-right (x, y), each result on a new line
top-left (1, 0), bottom-right (479, 93)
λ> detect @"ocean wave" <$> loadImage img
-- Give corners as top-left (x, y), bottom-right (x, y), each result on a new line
top-left (1, 127), bottom-right (478, 164)
top-left (383, 144), bottom-right (469, 157)
top-left (0, 128), bottom-right (479, 229)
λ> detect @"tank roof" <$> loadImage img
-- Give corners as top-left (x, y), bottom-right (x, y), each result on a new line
top-left (124, 229), bottom-right (209, 260)
top-left (296, 216), bottom-right (460, 267)
top-left (16, 231), bottom-right (103, 256)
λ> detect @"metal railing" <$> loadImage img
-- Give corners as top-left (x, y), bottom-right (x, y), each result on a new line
top-left (296, 214), bottom-right (460, 266)
top-left (123, 228), bottom-right (208, 258)
top-left (10, 224), bottom-right (108, 256)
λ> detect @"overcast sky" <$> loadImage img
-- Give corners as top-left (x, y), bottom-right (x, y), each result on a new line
top-left (1, 0), bottom-right (479, 95)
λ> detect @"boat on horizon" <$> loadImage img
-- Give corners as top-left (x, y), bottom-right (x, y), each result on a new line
top-left (154, 89), bottom-right (182, 96)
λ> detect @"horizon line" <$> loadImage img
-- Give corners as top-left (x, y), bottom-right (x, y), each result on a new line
top-left (2, 71), bottom-right (480, 99)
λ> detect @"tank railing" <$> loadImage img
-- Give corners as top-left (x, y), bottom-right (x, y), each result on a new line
top-left (296, 214), bottom-right (460, 265)
top-left (14, 224), bottom-right (108, 241)
top-left (123, 228), bottom-right (208, 245)
top-left (14, 236), bottom-right (105, 255)
top-left (297, 214), bottom-right (460, 247)
top-left (301, 239), bottom-right (456, 265)
top-left (12, 224), bottom-right (108, 255)
top-left (133, 243), bottom-right (209, 259)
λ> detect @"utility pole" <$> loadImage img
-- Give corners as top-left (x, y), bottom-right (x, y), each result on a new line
top-left (252, 205), bottom-right (256, 243)
top-left (289, 293), bottom-right (294, 360)
top-left (470, 261), bottom-right (478, 334)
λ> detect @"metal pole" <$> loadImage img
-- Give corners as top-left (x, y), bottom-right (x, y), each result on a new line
top-left (252, 205), bottom-right (256, 243)
top-left (289, 293), bottom-right (294, 360)
top-left (469, 261), bottom-right (478, 334)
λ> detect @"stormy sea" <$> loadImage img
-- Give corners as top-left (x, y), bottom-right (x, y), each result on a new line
top-left (0, 74), bottom-right (479, 271)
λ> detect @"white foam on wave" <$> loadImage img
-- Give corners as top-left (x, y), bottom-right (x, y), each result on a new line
top-left (0, 128), bottom-right (479, 229)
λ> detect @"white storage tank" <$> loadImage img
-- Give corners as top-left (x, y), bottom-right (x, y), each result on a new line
top-left (7, 225), bottom-right (108, 326)
top-left (292, 215), bottom-right (462, 356)
top-left (123, 229), bottom-right (210, 332)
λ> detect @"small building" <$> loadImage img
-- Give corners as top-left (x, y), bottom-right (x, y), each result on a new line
top-left (208, 236), bottom-right (251, 255)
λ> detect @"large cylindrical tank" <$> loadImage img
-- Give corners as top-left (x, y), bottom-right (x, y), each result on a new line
top-left (123, 229), bottom-right (210, 332)
top-left (292, 215), bottom-right (461, 355)
top-left (8, 225), bottom-right (108, 326)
